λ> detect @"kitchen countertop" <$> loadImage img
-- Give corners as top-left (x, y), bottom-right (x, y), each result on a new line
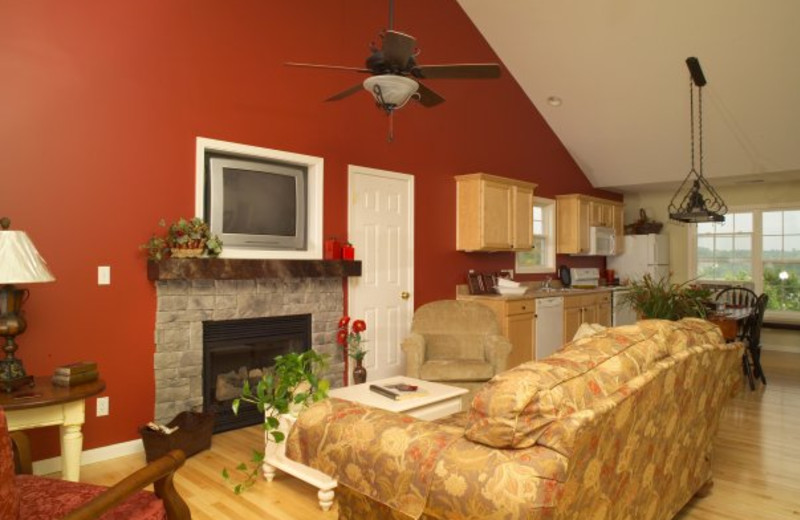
top-left (457, 285), bottom-right (622, 301)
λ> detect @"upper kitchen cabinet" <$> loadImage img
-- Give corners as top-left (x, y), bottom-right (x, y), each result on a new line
top-left (556, 194), bottom-right (624, 255)
top-left (455, 173), bottom-right (537, 252)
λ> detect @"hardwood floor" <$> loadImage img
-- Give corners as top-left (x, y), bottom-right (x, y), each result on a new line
top-left (71, 350), bottom-right (800, 519)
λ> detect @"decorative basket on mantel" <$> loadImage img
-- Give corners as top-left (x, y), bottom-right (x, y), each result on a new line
top-left (169, 240), bottom-right (207, 259)
top-left (140, 217), bottom-right (222, 261)
top-left (625, 209), bottom-right (663, 235)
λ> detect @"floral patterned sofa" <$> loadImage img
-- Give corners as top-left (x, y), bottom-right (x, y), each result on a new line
top-left (286, 318), bottom-right (742, 520)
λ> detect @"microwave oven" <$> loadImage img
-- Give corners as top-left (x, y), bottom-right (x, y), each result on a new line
top-left (589, 226), bottom-right (616, 256)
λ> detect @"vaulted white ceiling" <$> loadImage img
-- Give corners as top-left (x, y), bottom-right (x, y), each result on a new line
top-left (457, 0), bottom-right (800, 192)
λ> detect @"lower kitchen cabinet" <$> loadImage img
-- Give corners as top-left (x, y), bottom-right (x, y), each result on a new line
top-left (459, 297), bottom-right (535, 368)
top-left (563, 292), bottom-right (612, 342)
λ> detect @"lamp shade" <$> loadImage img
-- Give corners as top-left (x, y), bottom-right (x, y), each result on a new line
top-left (363, 75), bottom-right (419, 108)
top-left (0, 229), bottom-right (55, 284)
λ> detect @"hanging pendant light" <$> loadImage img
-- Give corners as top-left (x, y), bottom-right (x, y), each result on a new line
top-left (668, 57), bottom-right (727, 223)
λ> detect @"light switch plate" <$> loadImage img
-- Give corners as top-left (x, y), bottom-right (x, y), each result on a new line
top-left (98, 266), bottom-right (111, 285)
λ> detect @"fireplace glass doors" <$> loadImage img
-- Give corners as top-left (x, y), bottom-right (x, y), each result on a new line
top-left (203, 314), bottom-right (311, 432)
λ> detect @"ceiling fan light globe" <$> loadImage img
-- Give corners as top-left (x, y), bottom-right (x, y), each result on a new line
top-left (363, 75), bottom-right (419, 109)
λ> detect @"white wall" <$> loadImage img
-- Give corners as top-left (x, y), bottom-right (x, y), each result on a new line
top-left (622, 180), bottom-right (800, 352)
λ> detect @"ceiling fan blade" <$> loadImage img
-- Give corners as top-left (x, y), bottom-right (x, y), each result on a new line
top-left (413, 63), bottom-right (502, 79)
top-left (416, 82), bottom-right (445, 107)
top-left (382, 30), bottom-right (416, 70)
top-left (325, 83), bottom-right (365, 102)
top-left (286, 62), bottom-right (371, 74)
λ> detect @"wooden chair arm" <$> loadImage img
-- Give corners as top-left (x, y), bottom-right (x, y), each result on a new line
top-left (62, 449), bottom-right (191, 520)
top-left (9, 430), bottom-right (33, 474)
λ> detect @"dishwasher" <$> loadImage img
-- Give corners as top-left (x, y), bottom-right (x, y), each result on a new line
top-left (535, 297), bottom-right (564, 360)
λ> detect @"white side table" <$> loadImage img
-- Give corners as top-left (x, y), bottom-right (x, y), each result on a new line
top-left (0, 377), bottom-right (105, 482)
top-left (262, 414), bottom-right (337, 511)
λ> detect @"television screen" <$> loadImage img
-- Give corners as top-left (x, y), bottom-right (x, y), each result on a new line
top-left (205, 153), bottom-right (307, 250)
top-left (222, 168), bottom-right (297, 237)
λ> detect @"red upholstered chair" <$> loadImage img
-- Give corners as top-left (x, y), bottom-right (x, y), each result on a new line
top-left (0, 407), bottom-right (191, 520)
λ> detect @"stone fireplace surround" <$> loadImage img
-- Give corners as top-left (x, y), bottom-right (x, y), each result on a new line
top-left (150, 258), bottom-right (359, 425)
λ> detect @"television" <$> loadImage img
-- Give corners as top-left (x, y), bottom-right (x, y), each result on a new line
top-left (204, 153), bottom-right (307, 250)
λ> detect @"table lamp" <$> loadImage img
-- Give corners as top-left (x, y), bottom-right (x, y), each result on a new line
top-left (0, 217), bottom-right (55, 392)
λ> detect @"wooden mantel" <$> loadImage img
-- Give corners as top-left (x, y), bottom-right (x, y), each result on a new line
top-left (147, 258), bottom-right (361, 281)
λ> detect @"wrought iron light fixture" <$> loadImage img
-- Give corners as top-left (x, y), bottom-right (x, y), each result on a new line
top-left (668, 57), bottom-right (727, 223)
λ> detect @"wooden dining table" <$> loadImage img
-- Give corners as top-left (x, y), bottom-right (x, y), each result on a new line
top-left (707, 307), bottom-right (753, 341)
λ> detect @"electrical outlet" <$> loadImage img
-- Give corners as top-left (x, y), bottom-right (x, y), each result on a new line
top-left (96, 396), bottom-right (109, 417)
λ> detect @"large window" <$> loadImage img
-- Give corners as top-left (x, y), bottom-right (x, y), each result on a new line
top-left (763, 210), bottom-right (800, 312)
top-left (516, 198), bottom-right (556, 274)
top-left (692, 206), bottom-right (800, 319)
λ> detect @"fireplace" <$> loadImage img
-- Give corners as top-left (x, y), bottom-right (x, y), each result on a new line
top-left (151, 262), bottom-right (359, 428)
top-left (203, 314), bottom-right (311, 433)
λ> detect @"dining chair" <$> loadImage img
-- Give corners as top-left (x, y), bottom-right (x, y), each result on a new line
top-left (741, 293), bottom-right (769, 390)
top-left (715, 286), bottom-right (758, 309)
top-left (715, 286), bottom-right (758, 338)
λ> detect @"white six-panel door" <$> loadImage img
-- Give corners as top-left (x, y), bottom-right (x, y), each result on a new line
top-left (347, 165), bottom-right (414, 382)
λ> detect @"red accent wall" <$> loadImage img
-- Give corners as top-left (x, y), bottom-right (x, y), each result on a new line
top-left (0, 0), bottom-right (618, 458)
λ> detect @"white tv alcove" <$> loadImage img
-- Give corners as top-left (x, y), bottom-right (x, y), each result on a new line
top-left (195, 137), bottom-right (323, 260)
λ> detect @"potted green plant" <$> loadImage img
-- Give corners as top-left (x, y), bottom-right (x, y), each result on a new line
top-left (623, 273), bottom-right (712, 320)
top-left (222, 350), bottom-right (329, 494)
top-left (141, 217), bottom-right (222, 260)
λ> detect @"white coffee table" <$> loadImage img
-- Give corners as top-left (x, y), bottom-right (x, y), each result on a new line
top-left (328, 376), bottom-right (468, 421)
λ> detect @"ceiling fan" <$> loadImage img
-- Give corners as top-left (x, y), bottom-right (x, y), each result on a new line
top-left (286, 0), bottom-right (502, 139)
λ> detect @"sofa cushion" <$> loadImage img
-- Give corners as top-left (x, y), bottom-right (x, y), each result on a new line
top-left (0, 408), bottom-right (20, 520)
top-left (465, 319), bottom-right (719, 449)
top-left (424, 333), bottom-right (485, 360)
top-left (16, 474), bottom-right (167, 520)
top-left (419, 359), bottom-right (495, 381)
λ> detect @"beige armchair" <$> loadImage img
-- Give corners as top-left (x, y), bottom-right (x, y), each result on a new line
top-left (402, 300), bottom-right (512, 405)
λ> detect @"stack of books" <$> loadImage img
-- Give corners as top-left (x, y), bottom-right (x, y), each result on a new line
top-left (52, 361), bottom-right (99, 387)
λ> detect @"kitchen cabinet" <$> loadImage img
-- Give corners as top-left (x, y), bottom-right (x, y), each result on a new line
top-left (612, 204), bottom-right (625, 254)
top-left (556, 194), bottom-right (624, 255)
top-left (459, 297), bottom-right (535, 368)
top-left (456, 173), bottom-right (537, 251)
top-left (562, 292), bottom-right (612, 342)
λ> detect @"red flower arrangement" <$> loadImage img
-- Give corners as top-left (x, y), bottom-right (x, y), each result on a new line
top-left (337, 316), bottom-right (367, 361)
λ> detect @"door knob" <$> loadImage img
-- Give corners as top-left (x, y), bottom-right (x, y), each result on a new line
top-left (401, 291), bottom-right (410, 300)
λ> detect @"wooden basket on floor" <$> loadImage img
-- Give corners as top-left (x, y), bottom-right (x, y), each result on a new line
top-left (140, 410), bottom-right (215, 462)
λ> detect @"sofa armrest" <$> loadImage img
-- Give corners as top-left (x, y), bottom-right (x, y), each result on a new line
top-left (61, 450), bottom-right (191, 520)
top-left (401, 332), bottom-right (427, 377)
top-left (287, 398), bottom-right (462, 518)
top-left (484, 334), bottom-right (513, 374)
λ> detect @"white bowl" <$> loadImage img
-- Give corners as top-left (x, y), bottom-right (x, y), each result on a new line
top-left (496, 278), bottom-right (521, 288)
top-left (496, 286), bottom-right (528, 296)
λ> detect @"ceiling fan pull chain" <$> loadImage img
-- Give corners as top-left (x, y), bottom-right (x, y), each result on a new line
top-left (388, 111), bottom-right (395, 142)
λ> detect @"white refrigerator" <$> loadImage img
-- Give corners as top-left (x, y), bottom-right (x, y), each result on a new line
top-left (608, 234), bottom-right (670, 283)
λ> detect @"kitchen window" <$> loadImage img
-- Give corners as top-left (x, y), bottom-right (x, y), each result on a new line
top-left (690, 206), bottom-right (800, 320)
top-left (516, 197), bottom-right (555, 274)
